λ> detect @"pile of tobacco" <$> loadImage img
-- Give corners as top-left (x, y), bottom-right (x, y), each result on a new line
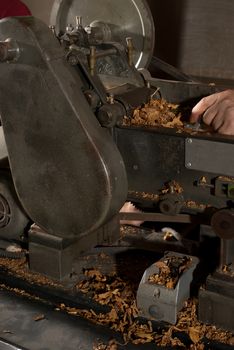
top-left (148, 255), bottom-right (191, 289)
top-left (123, 98), bottom-right (184, 129)
top-left (74, 268), bottom-right (234, 349)
top-left (122, 97), bottom-right (213, 135)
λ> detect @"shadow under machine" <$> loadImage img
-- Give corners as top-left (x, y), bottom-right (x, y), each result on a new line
top-left (0, 0), bottom-right (233, 341)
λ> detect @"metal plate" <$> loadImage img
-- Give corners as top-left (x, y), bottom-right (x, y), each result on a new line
top-left (185, 138), bottom-right (234, 177)
top-left (50, 0), bottom-right (155, 68)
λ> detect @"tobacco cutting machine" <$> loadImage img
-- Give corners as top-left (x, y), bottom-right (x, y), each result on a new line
top-left (0, 0), bottom-right (233, 334)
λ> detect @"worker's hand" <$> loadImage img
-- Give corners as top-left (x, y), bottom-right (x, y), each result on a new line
top-left (190, 89), bottom-right (234, 135)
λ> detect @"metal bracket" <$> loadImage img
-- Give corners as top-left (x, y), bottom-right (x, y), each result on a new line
top-left (136, 252), bottom-right (199, 324)
top-left (185, 138), bottom-right (234, 177)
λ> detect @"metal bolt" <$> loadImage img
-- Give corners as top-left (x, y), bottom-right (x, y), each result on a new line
top-left (187, 138), bottom-right (193, 144)
top-left (66, 24), bottom-right (74, 33)
top-left (126, 37), bottom-right (134, 66)
top-left (89, 46), bottom-right (96, 76)
top-left (186, 162), bottom-right (192, 168)
top-left (108, 94), bottom-right (114, 105)
top-left (85, 25), bottom-right (92, 35)
top-left (169, 184), bottom-right (174, 193)
top-left (49, 25), bottom-right (56, 35)
top-left (67, 54), bottom-right (78, 66)
top-left (76, 16), bottom-right (83, 29)
top-left (0, 39), bottom-right (20, 62)
top-left (153, 288), bottom-right (160, 298)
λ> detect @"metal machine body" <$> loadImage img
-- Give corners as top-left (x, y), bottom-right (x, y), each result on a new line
top-left (0, 0), bottom-right (233, 338)
top-left (0, 17), bottom-right (128, 239)
top-left (137, 252), bottom-right (199, 324)
top-left (199, 219), bottom-right (234, 332)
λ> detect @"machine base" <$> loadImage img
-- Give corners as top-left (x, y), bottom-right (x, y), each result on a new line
top-left (29, 215), bottom-right (120, 280)
top-left (199, 273), bottom-right (234, 332)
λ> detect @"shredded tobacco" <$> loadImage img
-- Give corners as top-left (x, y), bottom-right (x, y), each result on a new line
top-left (185, 201), bottom-right (209, 211)
top-left (0, 259), bottom-right (233, 347)
top-left (128, 190), bottom-right (159, 202)
top-left (148, 256), bottom-right (191, 289)
top-left (0, 258), bottom-right (62, 288)
top-left (161, 180), bottom-right (184, 195)
top-left (93, 339), bottom-right (118, 350)
top-left (60, 268), bottom-right (233, 347)
top-left (0, 283), bottom-right (42, 302)
top-left (123, 98), bottom-right (184, 129)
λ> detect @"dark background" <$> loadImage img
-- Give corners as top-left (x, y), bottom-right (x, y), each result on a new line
top-left (147, 0), bottom-right (234, 84)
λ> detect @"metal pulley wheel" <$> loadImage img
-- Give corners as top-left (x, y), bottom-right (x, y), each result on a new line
top-left (211, 208), bottom-right (234, 240)
top-left (50, 0), bottom-right (155, 68)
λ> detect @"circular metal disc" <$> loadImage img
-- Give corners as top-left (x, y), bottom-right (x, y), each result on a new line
top-left (211, 209), bottom-right (234, 240)
top-left (50, 0), bottom-right (155, 68)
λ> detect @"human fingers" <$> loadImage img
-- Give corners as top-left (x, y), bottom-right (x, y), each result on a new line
top-left (202, 103), bottom-right (221, 128)
top-left (217, 111), bottom-right (234, 135)
top-left (203, 93), bottom-right (234, 132)
top-left (190, 93), bottom-right (219, 123)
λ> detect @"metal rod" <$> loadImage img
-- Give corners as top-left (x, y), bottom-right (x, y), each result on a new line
top-left (95, 48), bottom-right (117, 59)
top-left (126, 37), bottom-right (133, 66)
top-left (89, 46), bottom-right (96, 76)
top-left (119, 212), bottom-right (199, 224)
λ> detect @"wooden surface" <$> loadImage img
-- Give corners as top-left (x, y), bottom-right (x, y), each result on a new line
top-left (148, 0), bottom-right (234, 82)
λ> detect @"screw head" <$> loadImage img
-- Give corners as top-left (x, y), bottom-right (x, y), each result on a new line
top-left (153, 288), bottom-right (160, 298)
